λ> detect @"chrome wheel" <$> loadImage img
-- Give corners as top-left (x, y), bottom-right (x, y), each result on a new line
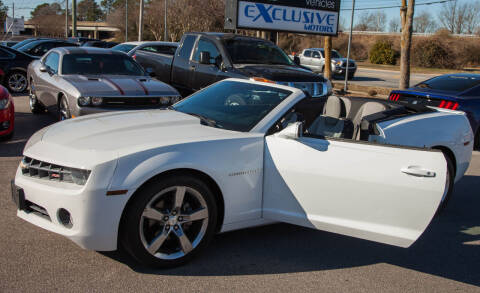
top-left (7, 72), bottom-right (27, 93)
top-left (59, 97), bottom-right (70, 120)
top-left (139, 186), bottom-right (209, 260)
top-left (29, 87), bottom-right (36, 109)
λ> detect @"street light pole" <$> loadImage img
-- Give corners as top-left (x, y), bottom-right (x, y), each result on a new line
top-left (72, 0), bottom-right (77, 37)
top-left (164, 0), bottom-right (167, 41)
top-left (344, 0), bottom-right (355, 92)
top-left (125, 0), bottom-right (128, 41)
top-left (65, 0), bottom-right (69, 38)
top-left (138, 0), bottom-right (144, 41)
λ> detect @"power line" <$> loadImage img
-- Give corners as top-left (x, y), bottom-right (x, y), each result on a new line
top-left (341, 0), bottom-right (453, 10)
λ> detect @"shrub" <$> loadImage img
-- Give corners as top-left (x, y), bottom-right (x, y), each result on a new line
top-left (369, 40), bottom-right (396, 65)
top-left (413, 39), bottom-right (455, 68)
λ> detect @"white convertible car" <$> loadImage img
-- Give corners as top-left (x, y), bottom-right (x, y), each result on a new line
top-left (12, 79), bottom-right (473, 267)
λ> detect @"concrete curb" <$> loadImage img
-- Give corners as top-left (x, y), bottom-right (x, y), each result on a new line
top-left (332, 81), bottom-right (393, 100)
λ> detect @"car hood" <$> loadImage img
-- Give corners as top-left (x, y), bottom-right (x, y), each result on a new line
top-left (62, 74), bottom-right (178, 96)
top-left (235, 64), bottom-right (325, 82)
top-left (24, 110), bottom-right (247, 169)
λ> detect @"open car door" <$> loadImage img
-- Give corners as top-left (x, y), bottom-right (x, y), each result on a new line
top-left (263, 128), bottom-right (446, 248)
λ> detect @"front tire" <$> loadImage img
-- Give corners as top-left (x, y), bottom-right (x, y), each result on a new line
top-left (6, 71), bottom-right (28, 93)
top-left (58, 96), bottom-right (71, 121)
top-left (121, 175), bottom-right (218, 268)
top-left (29, 80), bottom-right (44, 114)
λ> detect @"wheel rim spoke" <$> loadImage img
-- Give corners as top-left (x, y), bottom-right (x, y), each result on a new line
top-left (142, 207), bottom-right (167, 222)
top-left (147, 228), bottom-right (170, 254)
top-left (180, 208), bottom-right (208, 223)
top-left (174, 186), bottom-right (186, 210)
top-left (173, 226), bottom-right (193, 254)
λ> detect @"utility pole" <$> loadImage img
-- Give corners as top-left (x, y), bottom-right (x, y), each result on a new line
top-left (125, 0), bottom-right (128, 41)
top-left (399, 0), bottom-right (415, 89)
top-left (12, 2), bottom-right (14, 19)
top-left (344, 0), bottom-right (355, 92)
top-left (324, 36), bottom-right (332, 80)
top-left (65, 0), bottom-right (69, 38)
top-left (72, 0), bottom-right (77, 37)
top-left (138, 0), bottom-right (144, 41)
top-left (164, 0), bottom-right (167, 41)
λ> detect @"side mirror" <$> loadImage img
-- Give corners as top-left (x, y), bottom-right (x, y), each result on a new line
top-left (275, 122), bottom-right (303, 140)
top-left (199, 51), bottom-right (212, 65)
top-left (293, 56), bottom-right (300, 66)
top-left (39, 65), bottom-right (48, 72)
top-left (146, 68), bottom-right (156, 77)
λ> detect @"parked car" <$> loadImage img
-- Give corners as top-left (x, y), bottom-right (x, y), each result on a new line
top-left (82, 40), bottom-right (118, 48)
top-left (27, 47), bottom-right (181, 120)
top-left (12, 79), bottom-right (472, 268)
top-left (299, 48), bottom-right (357, 78)
top-left (111, 41), bottom-right (178, 57)
top-left (132, 32), bottom-right (332, 97)
top-left (17, 39), bottom-right (78, 57)
top-left (11, 38), bottom-right (51, 50)
top-left (67, 37), bottom-right (99, 46)
top-left (0, 85), bottom-right (14, 139)
top-left (0, 41), bottom-right (18, 47)
top-left (389, 73), bottom-right (480, 150)
top-left (0, 45), bottom-right (36, 93)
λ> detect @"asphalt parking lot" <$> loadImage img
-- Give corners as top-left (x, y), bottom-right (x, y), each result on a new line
top-left (1, 95), bottom-right (479, 292)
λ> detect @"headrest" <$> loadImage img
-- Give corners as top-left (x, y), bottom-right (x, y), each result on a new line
top-left (323, 95), bottom-right (342, 119)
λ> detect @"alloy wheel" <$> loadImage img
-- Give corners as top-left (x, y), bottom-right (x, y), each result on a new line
top-left (139, 186), bottom-right (209, 260)
top-left (59, 98), bottom-right (70, 120)
top-left (8, 73), bottom-right (27, 93)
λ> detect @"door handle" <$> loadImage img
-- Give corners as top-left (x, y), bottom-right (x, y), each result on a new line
top-left (401, 166), bottom-right (436, 177)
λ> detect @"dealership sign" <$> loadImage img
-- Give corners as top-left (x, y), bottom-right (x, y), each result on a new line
top-left (225, 0), bottom-right (341, 36)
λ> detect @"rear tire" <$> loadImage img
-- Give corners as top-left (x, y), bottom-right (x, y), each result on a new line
top-left (436, 152), bottom-right (454, 215)
top-left (120, 175), bottom-right (218, 268)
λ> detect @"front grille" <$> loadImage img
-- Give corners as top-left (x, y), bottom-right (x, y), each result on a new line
top-left (277, 82), bottom-right (324, 97)
top-left (21, 157), bottom-right (91, 185)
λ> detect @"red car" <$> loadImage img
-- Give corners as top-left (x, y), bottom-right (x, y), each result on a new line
top-left (0, 85), bottom-right (14, 139)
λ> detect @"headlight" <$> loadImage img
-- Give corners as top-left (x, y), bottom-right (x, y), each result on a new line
top-left (0, 98), bottom-right (10, 110)
top-left (250, 77), bottom-right (277, 84)
top-left (70, 168), bottom-right (91, 185)
top-left (332, 60), bottom-right (342, 66)
top-left (159, 96), bottom-right (170, 105)
top-left (91, 97), bottom-right (103, 106)
top-left (170, 96), bottom-right (181, 104)
top-left (78, 96), bottom-right (91, 106)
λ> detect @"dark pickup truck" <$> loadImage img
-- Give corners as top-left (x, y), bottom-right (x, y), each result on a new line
top-left (134, 32), bottom-right (332, 97)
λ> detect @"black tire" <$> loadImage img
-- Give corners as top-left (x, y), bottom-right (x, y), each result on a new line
top-left (475, 129), bottom-right (479, 151)
top-left (29, 80), bottom-right (44, 114)
top-left (58, 96), bottom-right (71, 121)
top-left (5, 71), bottom-right (28, 93)
top-left (436, 152), bottom-right (455, 215)
top-left (120, 175), bottom-right (218, 268)
top-left (348, 73), bottom-right (355, 79)
top-left (0, 130), bottom-right (13, 141)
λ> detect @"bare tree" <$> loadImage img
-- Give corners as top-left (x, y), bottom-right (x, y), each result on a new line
top-left (354, 11), bottom-right (386, 31)
top-left (438, 0), bottom-right (480, 34)
top-left (400, 0), bottom-right (415, 89)
top-left (389, 18), bottom-right (401, 32)
top-left (414, 11), bottom-right (436, 33)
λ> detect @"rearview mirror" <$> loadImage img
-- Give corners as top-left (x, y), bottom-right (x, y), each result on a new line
top-left (293, 56), bottom-right (300, 65)
top-left (39, 65), bottom-right (48, 72)
top-left (199, 51), bottom-right (212, 65)
top-left (275, 122), bottom-right (303, 140)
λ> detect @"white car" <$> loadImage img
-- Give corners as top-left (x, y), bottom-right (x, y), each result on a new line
top-left (12, 79), bottom-right (473, 268)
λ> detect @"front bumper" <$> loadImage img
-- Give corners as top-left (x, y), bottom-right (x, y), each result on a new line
top-left (0, 105), bottom-right (14, 137)
top-left (333, 66), bottom-right (357, 75)
top-left (71, 105), bottom-right (165, 117)
top-left (12, 160), bottom-right (127, 251)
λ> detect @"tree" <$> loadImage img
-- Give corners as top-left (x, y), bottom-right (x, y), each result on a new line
top-left (0, 0), bottom-right (8, 31)
top-left (438, 0), bottom-right (480, 34)
top-left (389, 18), bottom-right (400, 32)
top-left (30, 2), bottom-right (65, 36)
top-left (31, 3), bottom-right (62, 18)
top-left (399, 0), bottom-right (415, 89)
top-left (77, 0), bottom-right (104, 21)
top-left (100, 0), bottom-right (116, 16)
top-left (354, 11), bottom-right (386, 32)
top-left (414, 11), bottom-right (436, 33)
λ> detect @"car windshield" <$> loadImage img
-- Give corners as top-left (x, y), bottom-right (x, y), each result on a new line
top-left (172, 81), bottom-right (292, 132)
top-left (12, 39), bottom-right (38, 49)
top-left (16, 40), bottom-right (43, 52)
top-left (224, 38), bottom-right (294, 66)
top-left (62, 53), bottom-right (144, 75)
top-left (111, 44), bottom-right (136, 53)
top-left (415, 75), bottom-right (480, 92)
top-left (319, 49), bottom-right (342, 59)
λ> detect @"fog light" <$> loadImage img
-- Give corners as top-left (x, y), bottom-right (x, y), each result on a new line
top-left (91, 97), bottom-right (103, 106)
top-left (78, 96), bottom-right (91, 106)
top-left (159, 96), bottom-right (170, 105)
top-left (58, 208), bottom-right (73, 228)
top-left (1, 121), bottom-right (9, 130)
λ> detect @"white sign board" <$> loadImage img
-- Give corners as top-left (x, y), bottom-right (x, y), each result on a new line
top-left (5, 17), bottom-right (25, 35)
top-left (236, 0), bottom-right (340, 35)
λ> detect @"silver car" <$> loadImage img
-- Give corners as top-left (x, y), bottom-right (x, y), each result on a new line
top-left (27, 47), bottom-right (181, 120)
top-left (299, 48), bottom-right (357, 78)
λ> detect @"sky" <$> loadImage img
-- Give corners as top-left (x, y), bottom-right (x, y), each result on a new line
top-left (3, 0), bottom-right (471, 30)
